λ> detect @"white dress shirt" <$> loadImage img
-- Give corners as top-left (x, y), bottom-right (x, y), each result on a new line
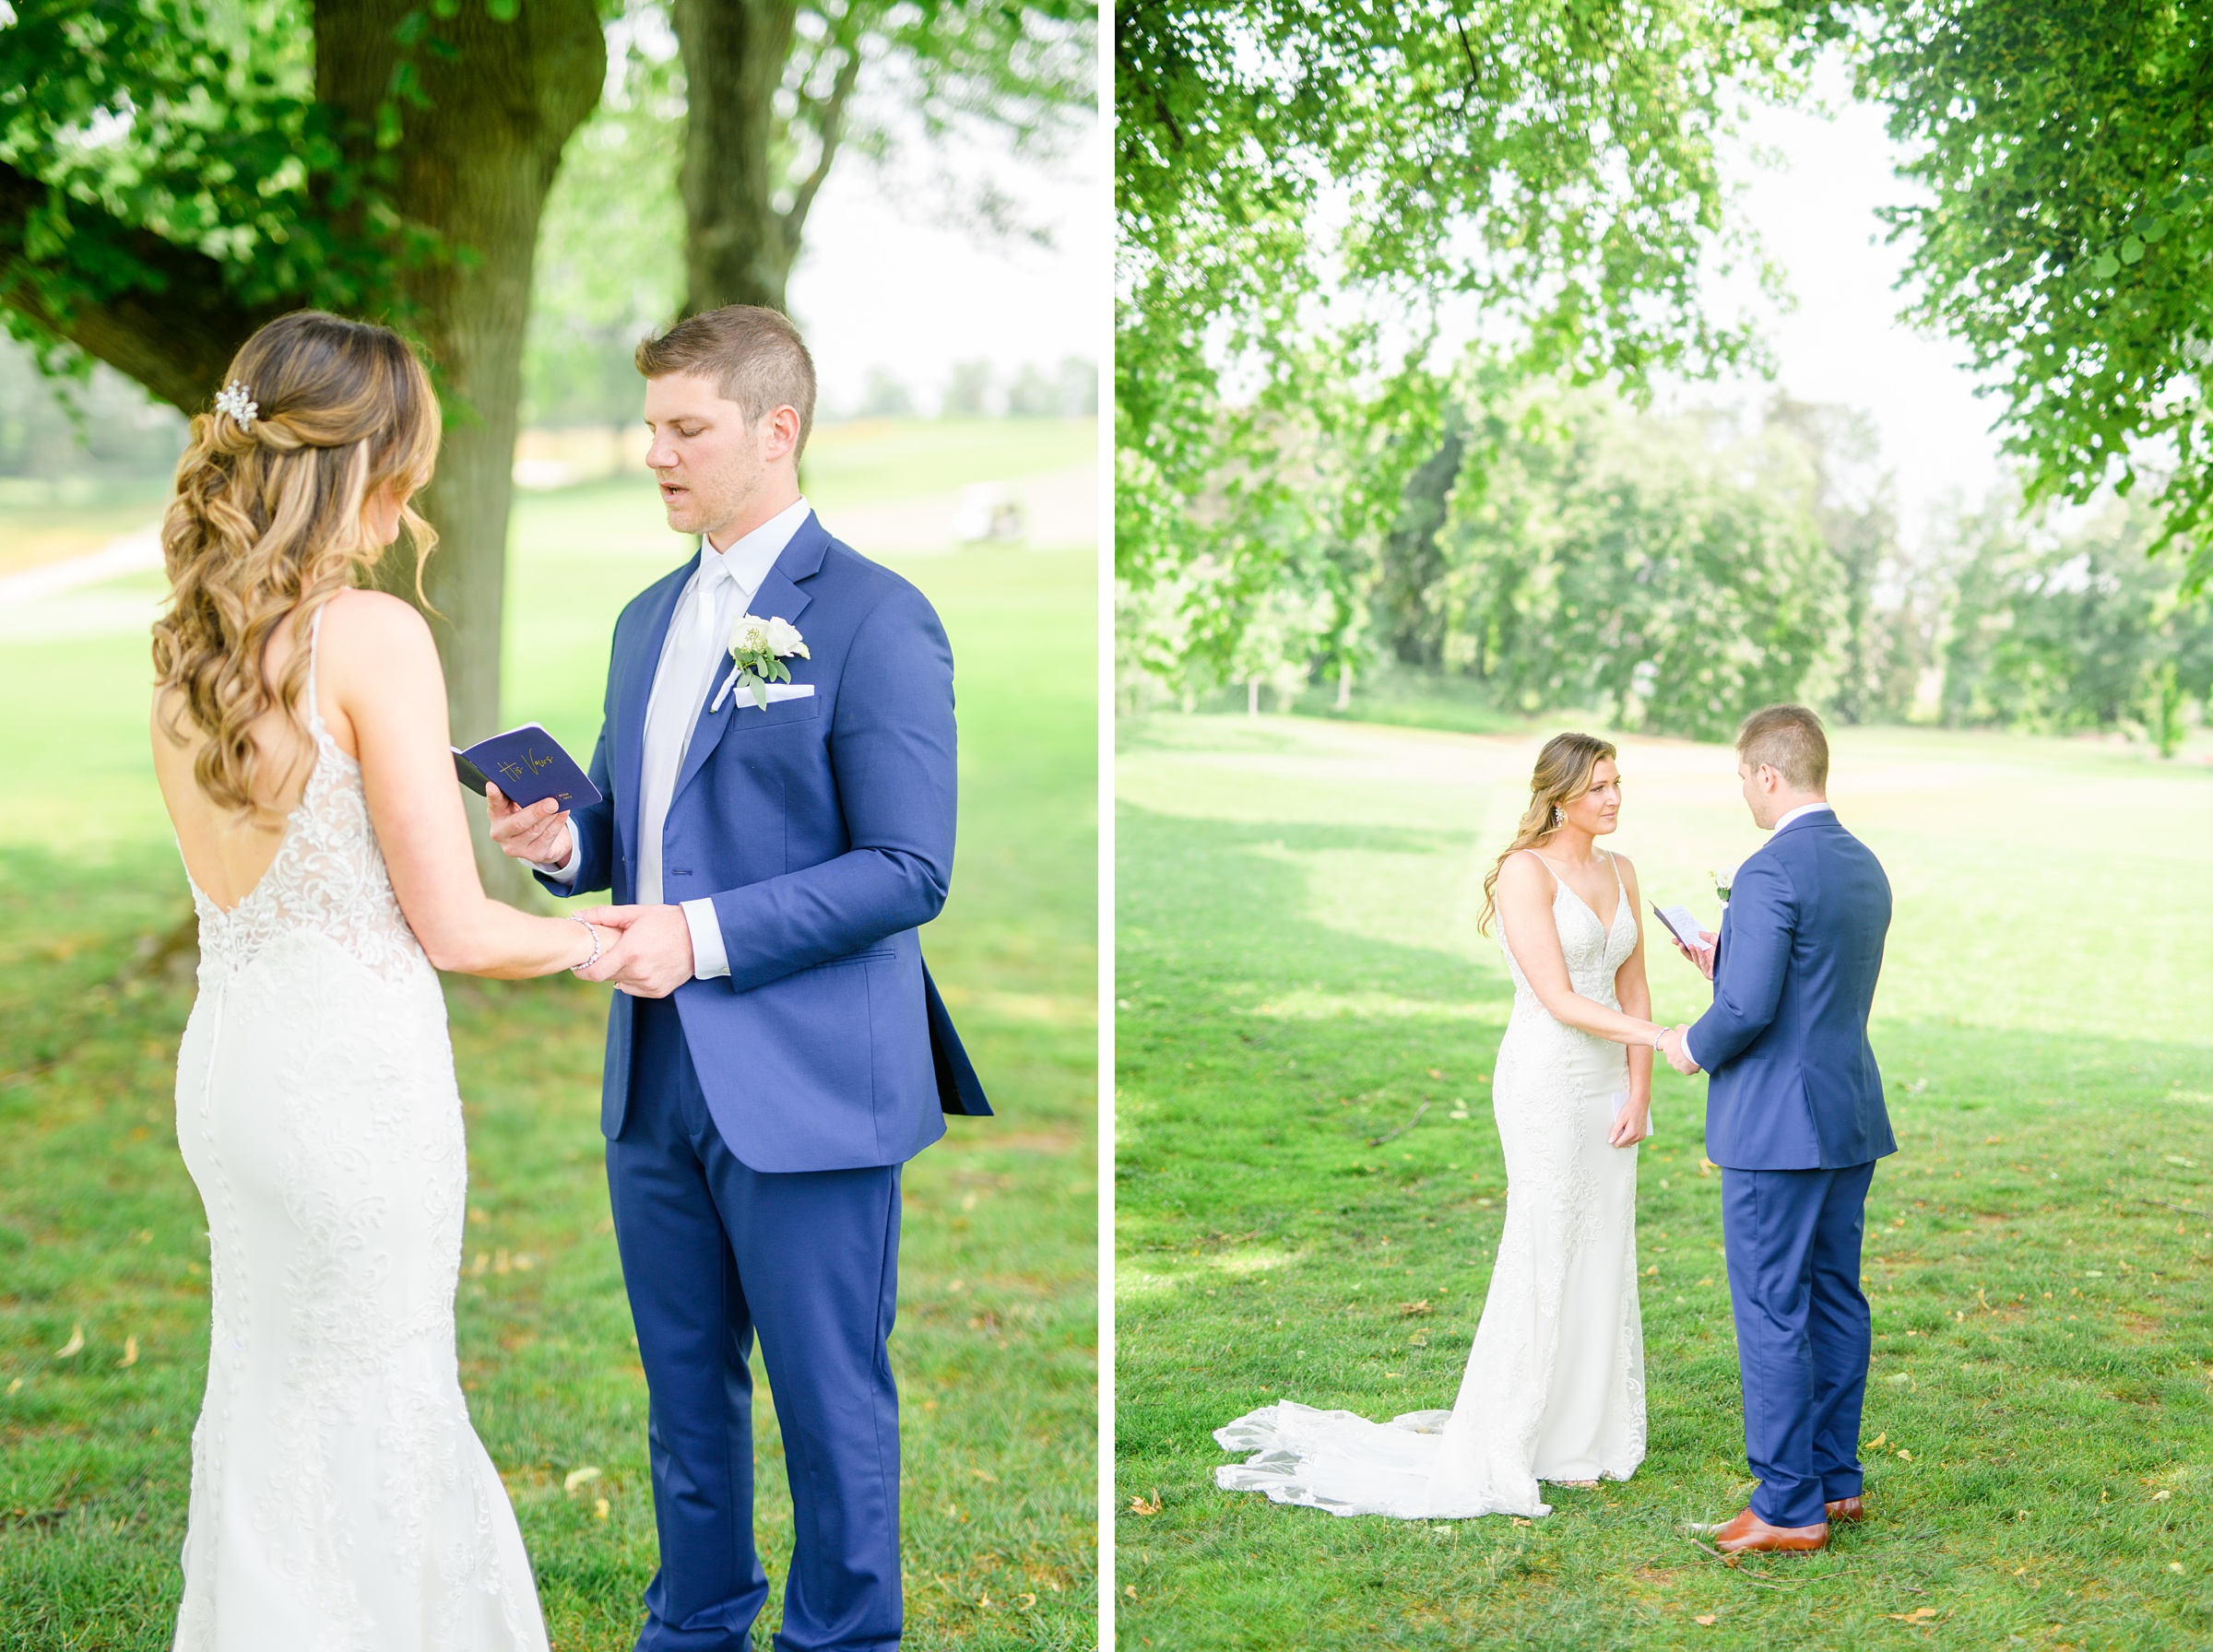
top-left (540, 495), bottom-right (812, 979)
top-left (1684, 802), bottom-right (1832, 1071)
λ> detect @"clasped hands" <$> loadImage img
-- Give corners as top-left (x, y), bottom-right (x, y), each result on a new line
top-left (1651, 924), bottom-right (1719, 1077)
top-left (1654, 1024), bottom-right (1700, 1077)
top-left (487, 789), bottom-right (694, 997)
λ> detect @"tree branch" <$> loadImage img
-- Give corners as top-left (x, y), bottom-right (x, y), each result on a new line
top-left (781, 46), bottom-right (863, 249)
top-left (0, 159), bottom-right (289, 412)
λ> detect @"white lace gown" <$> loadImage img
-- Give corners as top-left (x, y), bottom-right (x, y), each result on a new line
top-left (1214, 855), bottom-right (1648, 1518)
top-left (170, 619), bottom-right (550, 1649)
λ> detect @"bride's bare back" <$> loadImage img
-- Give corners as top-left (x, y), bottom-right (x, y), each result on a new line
top-left (153, 608), bottom-right (344, 914)
top-left (153, 588), bottom-right (598, 978)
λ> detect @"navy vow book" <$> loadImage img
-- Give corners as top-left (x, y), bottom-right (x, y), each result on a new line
top-left (451, 724), bottom-right (602, 812)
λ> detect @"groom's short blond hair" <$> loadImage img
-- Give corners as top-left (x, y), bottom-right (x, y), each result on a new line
top-left (1736, 703), bottom-right (1828, 792)
top-left (635, 305), bottom-right (817, 455)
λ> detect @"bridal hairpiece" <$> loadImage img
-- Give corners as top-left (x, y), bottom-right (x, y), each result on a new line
top-left (213, 380), bottom-right (259, 433)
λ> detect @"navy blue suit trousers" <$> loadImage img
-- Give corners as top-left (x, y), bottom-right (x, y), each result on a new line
top-left (609, 996), bottom-right (903, 1652)
top-left (1720, 1162), bottom-right (1876, 1528)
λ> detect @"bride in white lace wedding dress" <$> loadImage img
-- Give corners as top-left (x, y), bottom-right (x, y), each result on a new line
top-left (151, 314), bottom-right (617, 1647)
top-left (1215, 734), bottom-right (1675, 1519)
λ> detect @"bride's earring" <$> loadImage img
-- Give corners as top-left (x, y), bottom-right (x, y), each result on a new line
top-left (1552, 806), bottom-right (1564, 827)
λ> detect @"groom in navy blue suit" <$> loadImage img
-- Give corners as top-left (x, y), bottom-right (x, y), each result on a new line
top-left (1658, 703), bottom-right (1894, 1554)
top-left (490, 305), bottom-right (986, 1650)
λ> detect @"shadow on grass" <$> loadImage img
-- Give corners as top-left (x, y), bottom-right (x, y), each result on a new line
top-left (1117, 803), bottom-right (2213, 1651)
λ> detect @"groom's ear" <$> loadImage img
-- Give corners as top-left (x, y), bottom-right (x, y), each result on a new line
top-left (761, 404), bottom-right (803, 463)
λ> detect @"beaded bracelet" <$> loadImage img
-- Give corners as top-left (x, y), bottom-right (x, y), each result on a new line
top-left (569, 915), bottom-right (601, 974)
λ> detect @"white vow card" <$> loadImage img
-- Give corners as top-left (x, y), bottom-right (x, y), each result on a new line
top-left (1651, 903), bottom-right (1708, 951)
top-left (1612, 1090), bottom-right (1654, 1141)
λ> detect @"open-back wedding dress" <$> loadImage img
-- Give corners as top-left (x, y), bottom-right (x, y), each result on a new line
top-left (171, 612), bottom-right (549, 1649)
top-left (1214, 850), bottom-right (1647, 1518)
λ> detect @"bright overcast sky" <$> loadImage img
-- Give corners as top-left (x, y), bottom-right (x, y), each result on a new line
top-left (788, 100), bottom-right (1103, 419)
top-left (1685, 57), bottom-right (2010, 549)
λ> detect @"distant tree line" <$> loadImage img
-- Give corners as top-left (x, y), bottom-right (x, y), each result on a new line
top-left (1121, 369), bottom-right (2213, 754)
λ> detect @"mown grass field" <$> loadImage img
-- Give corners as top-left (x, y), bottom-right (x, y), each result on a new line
top-left (1116, 712), bottom-right (2213, 1650)
top-left (0, 425), bottom-right (1097, 1650)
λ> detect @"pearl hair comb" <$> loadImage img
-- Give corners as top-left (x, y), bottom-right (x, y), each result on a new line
top-left (213, 380), bottom-right (258, 432)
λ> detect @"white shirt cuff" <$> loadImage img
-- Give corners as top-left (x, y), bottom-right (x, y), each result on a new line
top-left (681, 897), bottom-right (729, 979)
top-left (533, 837), bottom-right (583, 884)
top-left (1682, 1031), bottom-right (1701, 1071)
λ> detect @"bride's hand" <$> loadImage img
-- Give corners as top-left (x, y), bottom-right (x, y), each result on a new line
top-left (1608, 1099), bottom-right (1651, 1148)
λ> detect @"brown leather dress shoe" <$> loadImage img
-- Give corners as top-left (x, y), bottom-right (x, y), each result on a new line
top-left (1695, 1506), bottom-right (1829, 1553)
top-left (1826, 1496), bottom-right (1864, 1523)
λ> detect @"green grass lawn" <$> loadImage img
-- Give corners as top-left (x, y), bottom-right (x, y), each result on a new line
top-left (0, 465), bottom-right (1096, 1648)
top-left (1116, 712), bottom-right (2213, 1650)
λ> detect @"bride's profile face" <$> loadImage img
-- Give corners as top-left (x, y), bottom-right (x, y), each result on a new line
top-left (1558, 760), bottom-right (1623, 837)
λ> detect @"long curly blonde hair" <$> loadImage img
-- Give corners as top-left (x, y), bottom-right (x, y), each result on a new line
top-left (151, 311), bottom-right (441, 815)
top-left (1477, 732), bottom-right (1618, 934)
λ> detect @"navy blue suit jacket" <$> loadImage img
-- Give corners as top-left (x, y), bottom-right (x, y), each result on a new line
top-left (542, 512), bottom-right (988, 1172)
top-left (1691, 811), bottom-right (1896, 1171)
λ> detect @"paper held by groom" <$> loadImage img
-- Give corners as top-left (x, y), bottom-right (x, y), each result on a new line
top-left (487, 303), bottom-right (990, 1651)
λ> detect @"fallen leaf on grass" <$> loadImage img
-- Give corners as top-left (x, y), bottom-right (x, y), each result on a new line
top-left (1129, 1493), bottom-right (1161, 1516)
top-left (53, 1325), bottom-right (83, 1358)
top-left (563, 1466), bottom-right (602, 1493)
top-left (1694, 1615), bottom-right (1717, 1627)
top-left (2152, 1490), bottom-right (2172, 1503)
top-left (593, 1497), bottom-right (609, 1520)
top-left (1884, 1607), bottom-right (1939, 1623)
top-left (1400, 1300), bottom-right (1433, 1316)
top-left (118, 1337), bottom-right (137, 1368)
top-left (1898, 1449), bottom-right (1914, 1461)
top-left (5, 1378), bottom-right (19, 1396)
top-left (2171, 1563), bottom-right (2185, 1575)
top-left (1866, 1432), bottom-right (1888, 1449)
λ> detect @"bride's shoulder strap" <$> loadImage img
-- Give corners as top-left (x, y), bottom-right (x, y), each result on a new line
top-left (1517, 847), bottom-right (1560, 887)
top-left (304, 600), bottom-right (327, 728)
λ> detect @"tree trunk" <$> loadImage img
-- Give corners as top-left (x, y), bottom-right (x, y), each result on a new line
top-left (316, 0), bottom-right (605, 894)
top-left (674, 0), bottom-right (801, 313)
top-left (672, 0), bottom-right (861, 318)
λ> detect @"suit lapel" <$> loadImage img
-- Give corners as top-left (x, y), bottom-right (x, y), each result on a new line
top-left (616, 554), bottom-right (699, 858)
top-left (669, 513), bottom-right (828, 808)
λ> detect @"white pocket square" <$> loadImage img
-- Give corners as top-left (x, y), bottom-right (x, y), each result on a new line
top-left (740, 682), bottom-right (815, 706)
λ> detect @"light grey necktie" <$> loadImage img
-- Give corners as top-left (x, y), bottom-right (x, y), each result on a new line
top-left (636, 552), bottom-right (737, 906)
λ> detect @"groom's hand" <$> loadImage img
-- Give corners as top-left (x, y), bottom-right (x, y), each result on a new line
top-left (487, 785), bottom-right (574, 867)
top-left (1672, 929), bottom-right (1718, 982)
top-left (1658, 1024), bottom-right (1702, 1076)
top-left (577, 904), bottom-right (694, 997)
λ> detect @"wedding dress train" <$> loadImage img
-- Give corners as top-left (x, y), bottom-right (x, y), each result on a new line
top-left (170, 613), bottom-right (549, 1649)
top-left (1215, 851), bottom-right (1647, 1518)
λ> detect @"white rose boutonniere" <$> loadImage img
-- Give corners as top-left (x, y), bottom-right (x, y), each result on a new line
top-left (711, 612), bottom-right (811, 711)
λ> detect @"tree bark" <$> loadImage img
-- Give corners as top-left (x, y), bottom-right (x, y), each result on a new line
top-left (316, 0), bottom-right (605, 892)
top-left (673, 0), bottom-right (859, 316)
